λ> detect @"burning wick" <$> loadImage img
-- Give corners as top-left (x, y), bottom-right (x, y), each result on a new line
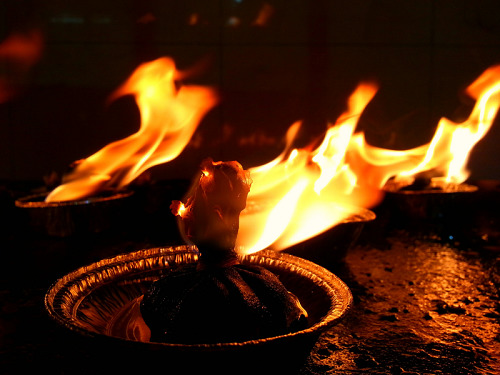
top-left (140, 158), bottom-right (308, 344)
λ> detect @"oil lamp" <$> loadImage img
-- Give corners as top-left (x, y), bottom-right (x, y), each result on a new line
top-left (15, 189), bottom-right (134, 237)
top-left (15, 57), bottom-right (217, 237)
top-left (44, 246), bottom-right (352, 373)
top-left (344, 65), bottom-right (500, 236)
top-left (382, 176), bottom-right (478, 222)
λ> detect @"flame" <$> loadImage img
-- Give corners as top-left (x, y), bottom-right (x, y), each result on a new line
top-left (0, 30), bottom-right (43, 103)
top-left (346, 133), bottom-right (430, 189)
top-left (236, 83), bottom-right (382, 254)
top-left (236, 65), bottom-right (500, 254)
top-left (347, 65), bottom-right (500, 190)
top-left (252, 3), bottom-right (274, 26)
top-left (43, 57), bottom-right (499, 255)
top-left (398, 65), bottom-right (500, 185)
top-left (172, 200), bottom-right (187, 218)
top-left (46, 57), bottom-right (217, 202)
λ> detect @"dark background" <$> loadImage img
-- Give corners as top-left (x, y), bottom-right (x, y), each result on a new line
top-left (1, 2), bottom-right (500, 374)
top-left (1, 0), bottom-right (500, 183)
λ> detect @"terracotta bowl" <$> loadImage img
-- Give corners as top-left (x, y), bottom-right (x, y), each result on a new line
top-left (45, 246), bottom-right (352, 373)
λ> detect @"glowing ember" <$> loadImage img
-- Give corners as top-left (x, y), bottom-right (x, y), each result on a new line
top-left (46, 57), bottom-right (217, 202)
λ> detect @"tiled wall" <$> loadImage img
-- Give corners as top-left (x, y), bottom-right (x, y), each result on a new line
top-left (1, 0), bottom-right (500, 182)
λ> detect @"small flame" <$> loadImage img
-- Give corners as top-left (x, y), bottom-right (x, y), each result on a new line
top-left (46, 57), bottom-right (217, 202)
top-left (171, 201), bottom-right (187, 218)
top-left (236, 83), bottom-right (382, 254)
top-left (346, 65), bottom-right (500, 190)
top-left (395, 65), bottom-right (500, 186)
top-left (346, 133), bottom-right (430, 189)
top-left (0, 30), bottom-right (43, 103)
top-left (252, 3), bottom-right (274, 26)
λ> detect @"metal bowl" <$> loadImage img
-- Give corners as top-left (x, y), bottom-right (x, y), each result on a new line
top-left (379, 181), bottom-right (479, 242)
top-left (45, 246), bottom-right (352, 373)
top-left (382, 181), bottom-right (478, 221)
top-left (15, 189), bottom-right (134, 237)
top-left (284, 206), bottom-right (376, 267)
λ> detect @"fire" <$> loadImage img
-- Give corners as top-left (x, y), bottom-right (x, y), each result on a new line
top-left (0, 30), bottom-right (43, 103)
top-left (236, 83), bottom-right (383, 254)
top-left (43, 55), bottom-right (500, 255)
top-left (395, 66), bottom-right (500, 186)
top-left (236, 65), bottom-right (500, 254)
top-left (348, 65), bottom-right (500, 190)
top-left (345, 133), bottom-right (430, 189)
top-left (46, 57), bottom-right (217, 202)
top-left (171, 201), bottom-right (187, 218)
top-left (252, 3), bottom-right (274, 26)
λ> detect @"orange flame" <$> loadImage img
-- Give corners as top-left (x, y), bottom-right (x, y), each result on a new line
top-left (236, 65), bottom-right (500, 254)
top-left (46, 57), bottom-right (217, 202)
top-left (346, 133), bottom-right (429, 189)
top-left (236, 83), bottom-right (383, 254)
top-left (347, 65), bottom-right (500, 190)
top-left (395, 65), bottom-right (500, 186)
top-left (252, 3), bottom-right (274, 26)
top-left (0, 30), bottom-right (43, 103)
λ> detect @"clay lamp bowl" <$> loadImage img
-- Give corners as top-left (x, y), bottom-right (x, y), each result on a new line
top-left (15, 189), bottom-right (134, 237)
top-left (45, 246), bottom-right (352, 373)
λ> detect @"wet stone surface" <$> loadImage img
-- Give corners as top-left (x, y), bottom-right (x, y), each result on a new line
top-left (300, 230), bottom-right (500, 374)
